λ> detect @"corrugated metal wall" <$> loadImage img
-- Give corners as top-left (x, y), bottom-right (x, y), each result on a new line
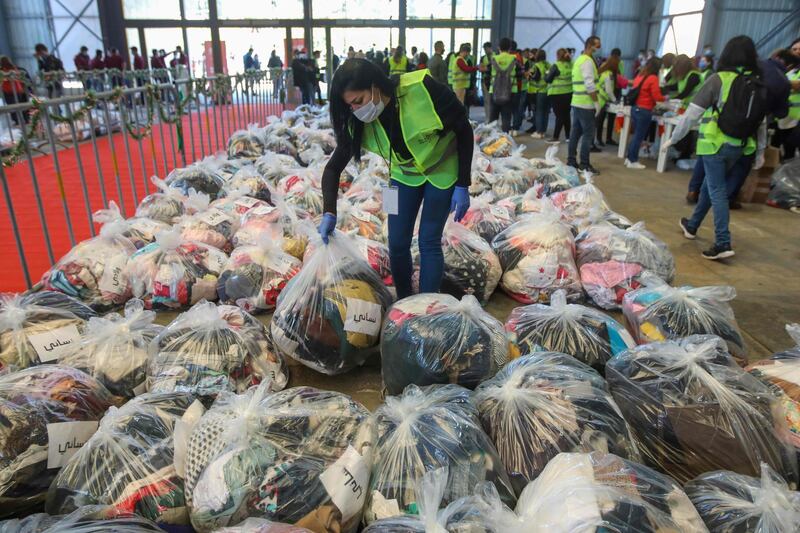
top-left (2, 0), bottom-right (52, 74)
top-left (514, 0), bottom-right (596, 63)
top-left (708, 0), bottom-right (799, 55)
top-left (594, 0), bottom-right (654, 77)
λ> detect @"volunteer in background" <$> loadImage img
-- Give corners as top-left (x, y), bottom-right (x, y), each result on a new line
top-left (319, 59), bottom-right (473, 298)
top-left (428, 41), bottom-right (448, 86)
top-left (388, 46), bottom-right (409, 76)
top-left (669, 36), bottom-right (767, 260)
top-left (699, 54), bottom-right (715, 82)
top-left (665, 54), bottom-right (703, 160)
top-left (546, 48), bottom-right (573, 141)
top-left (529, 49), bottom-right (550, 139)
top-left (567, 35), bottom-right (603, 174)
top-left (660, 53), bottom-right (676, 87)
top-left (775, 45), bottom-right (800, 160)
top-left (611, 48), bottom-right (624, 77)
top-left (510, 41), bottom-right (527, 135)
top-left (488, 37), bottom-right (519, 133)
top-left (624, 58), bottom-right (665, 170)
top-left (480, 42), bottom-right (494, 121)
top-left (451, 43), bottom-right (479, 105)
top-left (595, 54), bottom-right (619, 147)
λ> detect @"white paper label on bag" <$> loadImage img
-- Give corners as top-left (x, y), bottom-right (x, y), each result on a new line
top-left (99, 254), bottom-right (128, 295)
top-left (208, 252), bottom-right (228, 274)
top-left (320, 445), bottom-right (368, 522)
top-left (200, 208), bottom-right (231, 227)
top-left (252, 205), bottom-right (277, 217)
top-left (381, 186), bottom-right (399, 216)
top-left (132, 218), bottom-right (162, 236)
top-left (370, 491), bottom-right (401, 520)
top-left (265, 254), bottom-right (296, 275)
top-left (234, 196), bottom-right (261, 210)
top-left (344, 298), bottom-right (382, 336)
top-left (47, 421), bottom-right (99, 468)
top-left (28, 324), bottom-right (81, 362)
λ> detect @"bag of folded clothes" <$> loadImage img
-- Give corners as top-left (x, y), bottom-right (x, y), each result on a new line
top-left (472, 353), bottom-right (639, 496)
top-left (504, 290), bottom-right (635, 372)
top-left (295, 126), bottom-right (337, 156)
top-left (227, 124), bottom-right (267, 160)
top-left (41, 210), bottom-right (136, 312)
top-left (233, 202), bottom-right (311, 261)
top-left (222, 166), bottom-right (274, 204)
top-left (219, 158), bottom-right (252, 181)
top-left (412, 221), bottom-right (502, 306)
top-left (459, 193), bottom-right (515, 243)
top-left (0, 505), bottom-right (167, 533)
top-left (343, 177), bottom-right (384, 217)
top-left (0, 292), bottom-right (94, 371)
top-left (366, 384), bottom-right (515, 524)
top-left (0, 365), bottom-right (117, 518)
top-left (184, 384), bottom-right (373, 533)
top-left (271, 232), bottom-right (393, 375)
top-left (262, 129), bottom-right (298, 158)
top-left (148, 300), bottom-right (288, 399)
top-left (333, 201), bottom-right (385, 243)
top-left (210, 189), bottom-right (272, 224)
top-left (622, 275), bottom-right (746, 365)
top-left (165, 158), bottom-right (226, 201)
top-left (58, 299), bottom-right (161, 399)
top-left (606, 335), bottom-right (798, 486)
top-left (125, 229), bottom-right (228, 310)
top-left (255, 153), bottom-right (301, 185)
top-left (279, 174), bottom-right (324, 216)
top-left (747, 323), bottom-right (800, 453)
top-left (380, 294), bottom-right (508, 395)
top-left (549, 176), bottom-right (611, 224)
top-left (135, 176), bottom-right (188, 224)
top-left (479, 131), bottom-right (515, 158)
top-left (569, 206), bottom-right (634, 235)
top-left (767, 157), bottom-right (800, 211)
top-left (483, 452), bottom-right (707, 532)
top-left (686, 463), bottom-right (800, 532)
top-left (576, 221), bottom-right (675, 310)
top-left (217, 237), bottom-right (302, 313)
top-left (491, 207), bottom-right (582, 304)
top-left (305, 234), bottom-right (393, 288)
top-left (93, 201), bottom-right (170, 250)
top-left (45, 392), bottom-right (200, 526)
top-left (214, 518), bottom-right (314, 533)
top-left (178, 204), bottom-right (241, 254)
top-left (363, 468), bottom-right (493, 532)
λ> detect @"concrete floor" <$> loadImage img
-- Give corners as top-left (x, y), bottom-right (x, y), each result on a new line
top-left (155, 138), bottom-right (800, 411)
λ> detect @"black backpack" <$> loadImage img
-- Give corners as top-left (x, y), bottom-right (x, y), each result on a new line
top-left (623, 74), bottom-right (653, 106)
top-left (490, 57), bottom-right (516, 105)
top-left (715, 73), bottom-right (768, 141)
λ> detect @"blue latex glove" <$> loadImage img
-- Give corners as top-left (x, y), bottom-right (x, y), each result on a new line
top-left (450, 186), bottom-right (470, 223)
top-left (318, 213), bottom-right (336, 244)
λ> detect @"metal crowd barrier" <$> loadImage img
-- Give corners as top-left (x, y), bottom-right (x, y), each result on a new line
top-left (0, 69), bottom-right (288, 290)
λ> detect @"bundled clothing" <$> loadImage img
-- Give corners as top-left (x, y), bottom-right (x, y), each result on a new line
top-left (472, 353), bottom-right (639, 496)
top-left (0, 505), bottom-right (166, 532)
top-left (767, 158), bottom-right (800, 211)
top-left (233, 202), bottom-right (310, 261)
top-left (165, 160), bottom-right (226, 201)
top-left (504, 289), bottom-right (635, 372)
top-left (380, 294), bottom-right (508, 395)
top-left (228, 125), bottom-right (268, 160)
top-left (606, 335), bottom-right (798, 486)
top-left (184, 385), bottom-right (373, 532)
top-left (148, 301), bottom-right (288, 401)
top-left (0, 366), bottom-right (117, 517)
top-left (221, 166), bottom-right (274, 205)
top-left (459, 192), bottom-right (516, 243)
top-left (135, 178), bottom-right (188, 225)
top-left (366, 385), bottom-right (515, 524)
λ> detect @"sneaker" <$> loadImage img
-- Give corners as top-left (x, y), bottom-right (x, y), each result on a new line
top-left (579, 164), bottom-right (600, 175)
top-left (627, 161), bottom-right (646, 170)
top-left (702, 243), bottom-right (735, 260)
top-left (678, 217), bottom-right (696, 240)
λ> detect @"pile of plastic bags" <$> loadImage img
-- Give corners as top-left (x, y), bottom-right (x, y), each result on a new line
top-left (767, 157), bottom-right (800, 212)
top-left (165, 158), bottom-right (226, 201)
top-left (227, 124), bottom-right (267, 160)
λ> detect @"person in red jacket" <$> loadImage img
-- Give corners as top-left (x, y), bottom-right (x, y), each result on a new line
top-left (74, 46), bottom-right (90, 71)
top-left (625, 57), bottom-right (665, 169)
top-left (104, 48), bottom-right (125, 88)
top-left (130, 46), bottom-right (146, 70)
top-left (454, 43), bottom-right (479, 105)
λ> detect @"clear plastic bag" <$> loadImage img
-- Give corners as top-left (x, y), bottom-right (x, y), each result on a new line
top-left (148, 300), bottom-right (288, 399)
top-left (93, 201), bottom-right (170, 250)
top-left (165, 157), bottom-right (226, 200)
top-left (178, 205), bottom-right (241, 254)
top-left (504, 289), bottom-right (635, 372)
top-left (217, 236), bottom-right (302, 313)
top-left (58, 299), bottom-right (162, 398)
top-left (343, 176), bottom-right (384, 217)
top-left (413, 221), bottom-right (502, 306)
top-left (332, 201), bottom-right (385, 243)
top-left (606, 335), bottom-right (798, 486)
top-left (482, 452), bottom-right (707, 532)
top-left (135, 176), bottom-right (187, 224)
top-left (0, 292), bottom-right (93, 370)
top-left (380, 294), bottom-right (508, 395)
top-left (459, 192), bottom-right (515, 243)
top-left (41, 209), bottom-right (136, 312)
top-left (490, 208), bottom-right (582, 304)
top-left (304, 234), bottom-right (393, 288)
top-left (271, 231), bottom-right (393, 374)
top-left (479, 131), bottom-right (515, 158)
top-left (254, 153), bottom-right (301, 185)
top-left (45, 391), bottom-right (199, 525)
top-left (767, 158), bottom-right (800, 210)
top-left (0, 365), bottom-right (117, 517)
top-left (184, 384), bottom-right (373, 532)
top-left (549, 177), bottom-right (611, 223)
top-left (472, 353), bottom-right (639, 495)
top-left (747, 324), bottom-right (800, 453)
top-left (0, 505), bottom-right (166, 533)
top-left (366, 385), bottom-right (515, 524)
top-left (233, 201), bottom-right (311, 260)
top-left (623, 275), bottom-right (746, 365)
top-left (211, 187), bottom-right (273, 223)
top-left (278, 173), bottom-right (324, 216)
top-left (576, 221), bottom-right (675, 310)
top-left (686, 463), bottom-right (800, 533)
top-left (225, 166), bottom-right (274, 204)
top-left (125, 229), bottom-right (228, 310)
top-left (214, 518), bottom-right (314, 532)
top-left (228, 124), bottom-right (267, 159)
top-left (219, 158), bottom-right (253, 181)
top-left (569, 206), bottom-right (633, 234)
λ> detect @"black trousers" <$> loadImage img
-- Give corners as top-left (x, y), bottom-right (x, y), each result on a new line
top-left (550, 93), bottom-right (572, 140)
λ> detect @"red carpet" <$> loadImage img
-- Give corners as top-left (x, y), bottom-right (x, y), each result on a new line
top-left (0, 102), bottom-right (284, 292)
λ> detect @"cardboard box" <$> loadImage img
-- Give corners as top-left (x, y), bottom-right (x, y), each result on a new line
top-left (763, 146), bottom-right (780, 169)
top-left (739, 166), bottom-right (773, 204)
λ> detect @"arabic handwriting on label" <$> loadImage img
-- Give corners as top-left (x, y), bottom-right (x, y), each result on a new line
top-left (46, 421), bottom-right (99, 468)
top-left (28, 325), bottom-right (81, 362)
top-left (343, 298), bottom-right (382, 336)
top-left (99, 253), bottom-right (127, 295)
top-left (320, 445), bottom-right (368, 522)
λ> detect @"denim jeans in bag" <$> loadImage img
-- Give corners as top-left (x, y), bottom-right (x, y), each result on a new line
top-left (687, 143), bottom-right (744, 247)
top-left (627, 106), bottom-right (653, 162)
top-left (567, 107), bottom-right (596, 166)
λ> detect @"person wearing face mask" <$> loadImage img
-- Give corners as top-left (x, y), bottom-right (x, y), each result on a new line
top-left (698, 54), bottom-right (714, 82)
top-left (567, 35), bottom-right (603, 174)
top-left (318, 59), bottom-right (473, 299)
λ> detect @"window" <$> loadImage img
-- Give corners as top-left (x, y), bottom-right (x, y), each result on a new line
top-left (407, 0), bottom-right (452, 20)
top-left (313, 0), bottom-right (397, 20)
top-left (405, 28), bottom-right (451, 56)
top-left (122, 0), bottom-right (181, 19)
top-left (219, 28), bottom-right (287, 74)
top-left (143, 28), bottom-right (185, 61)
top-left (455, 0), bottom-right (491, 20)
top-left (183, 0), bottom-right (209, 20)
top-left (453, 28), bottom-right (474, 53)
top-left (659, 0), bottom-right (704, 56)
top-left (126, 29), bottom-right (141, 52)
top-left (330, 27), bottom-right (399, 59)
top-left (217, 0), bottom-right (303, 19)
top-left (186, 27), bottom-right (212, 76)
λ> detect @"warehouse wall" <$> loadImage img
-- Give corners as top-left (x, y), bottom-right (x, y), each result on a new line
top-left (702, 0), bottom-right (799, 55)
top-left (594, 0), bottom-right (655, 77)
top-left (514, 0), bottom-right (597, 63)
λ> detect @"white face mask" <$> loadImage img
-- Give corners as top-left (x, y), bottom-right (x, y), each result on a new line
top-left (352, 86), bottom-right (385, 123)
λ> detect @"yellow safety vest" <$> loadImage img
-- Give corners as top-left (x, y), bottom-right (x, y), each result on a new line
top-left (678, 70), bottom-right (702, 108)
top-left (490, 52), bottom-right (518, 94)
top-left (388, 56), bottom-right (408, 76)
top-left (696, 71), bottom-right (757, 156)
top-left (571, 54), bottom-right (598, 107)
top-left (548, 60), bottom-right (572, 96)
top-left (450, 55), bottom-right (470, 90)
top-left (597, 70), bottom-right (613, 107)
top-left (788, 69), bottom-right (800, 121)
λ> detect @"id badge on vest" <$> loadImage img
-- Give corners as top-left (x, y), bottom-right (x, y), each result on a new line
top-left (382, 186), bottom-right (399, 216)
